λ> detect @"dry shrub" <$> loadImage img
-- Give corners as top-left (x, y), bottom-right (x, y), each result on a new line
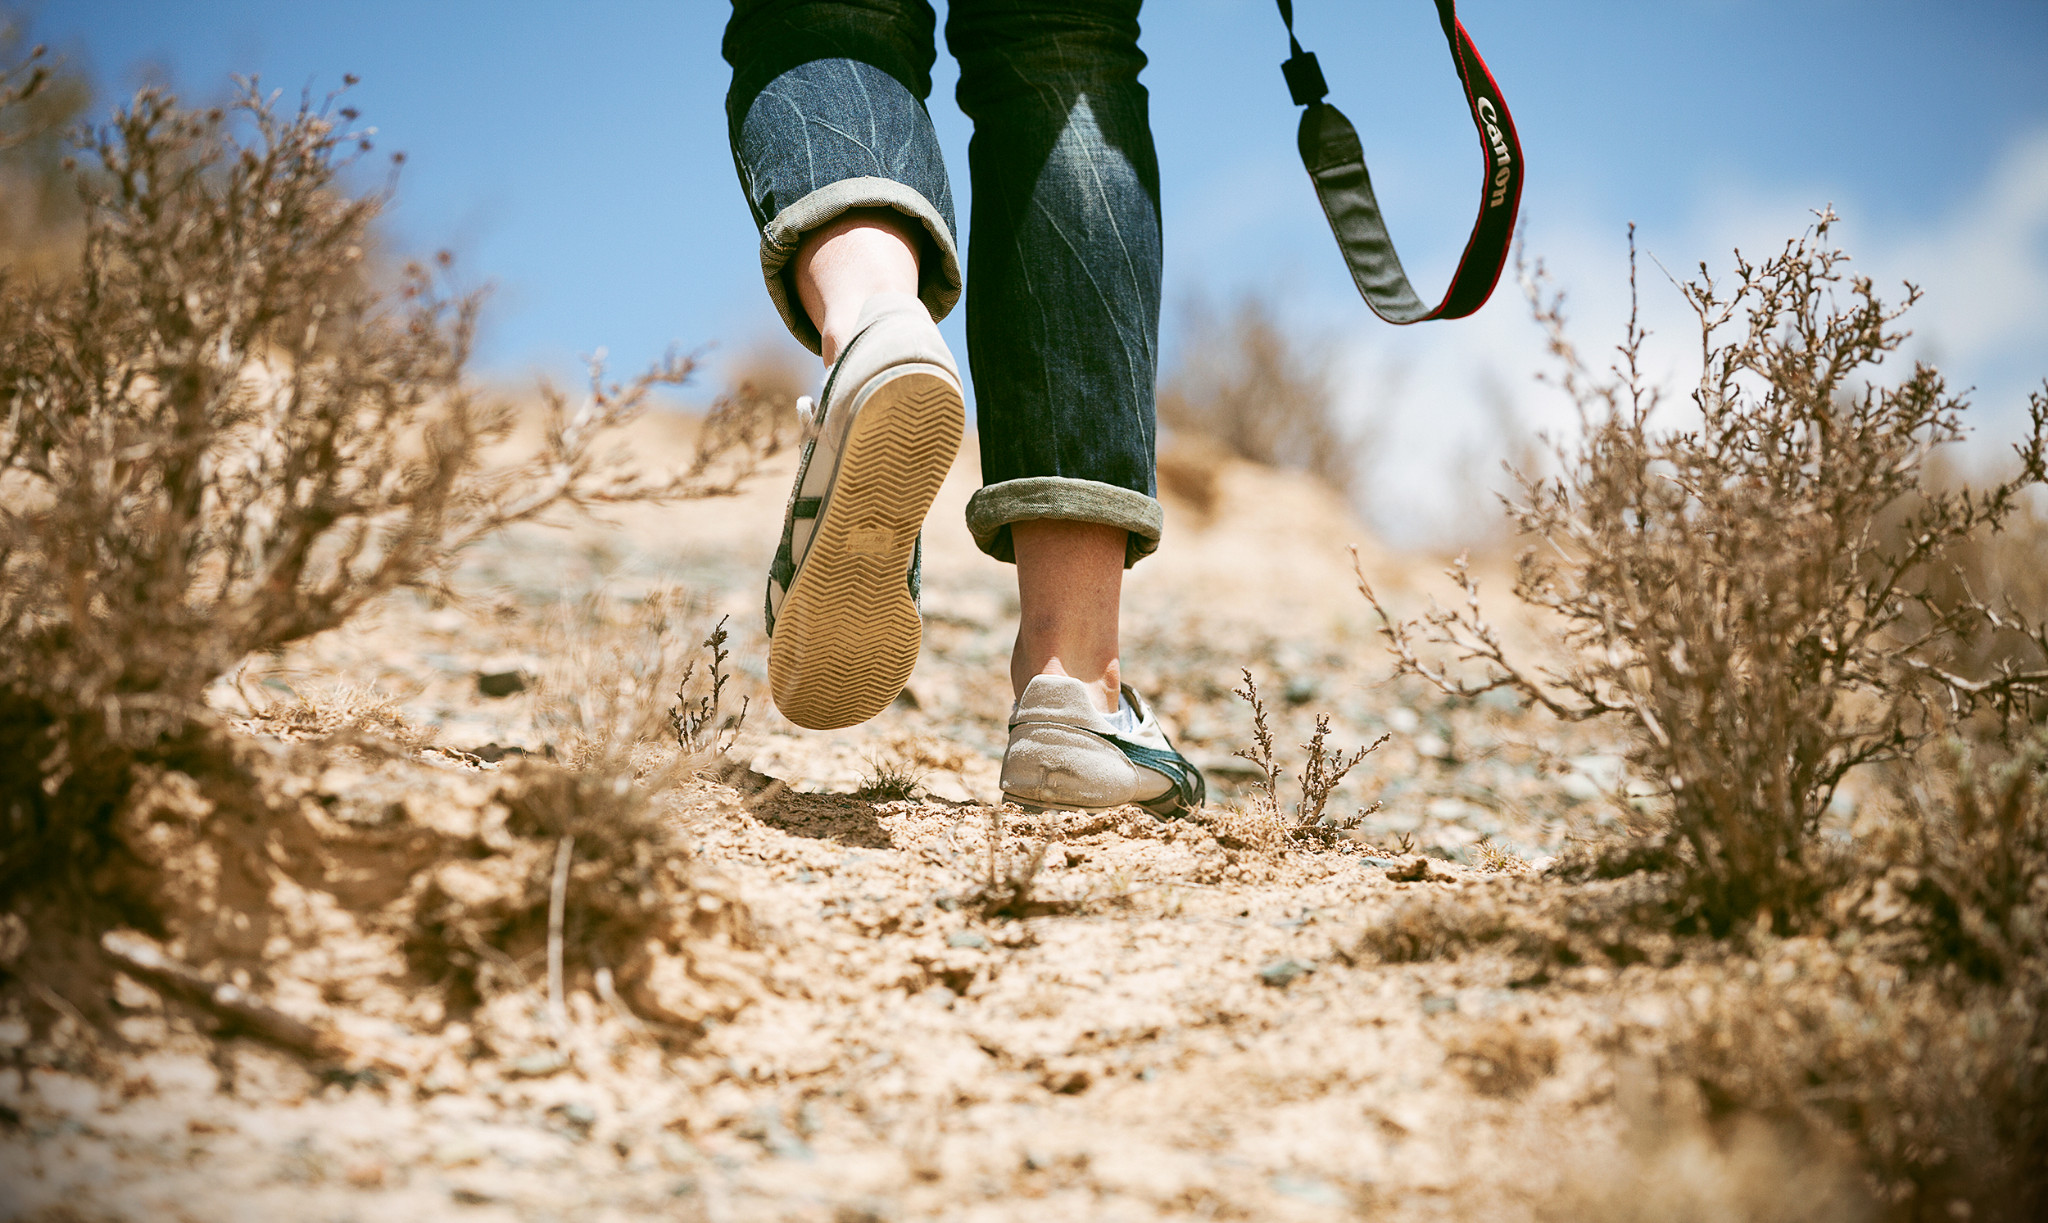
top-left (1362, 216), bottom-right (2048, 931)
top-left (412, 590), bottom-right (764, 1027)
top-left (1444, 1018), bottom-right (1558, 1098)
top-left (1670, 934), bottom-right (2046, 1219)
top-left (0, 22), bottom-right (88, 275)
top-left (0, 76), bottom-right (775, 1056)
top-left (1903, 460), bottom-right (2048, 703)
top-left (533, 588), bottom-right (752, 779)
top-left (1878, 737), bottom-right (2048, 983)
top-left (407, 758), bottom-right (756, 1032)
top-left (1154, 434), bottom-right (1228, 520)
top-left (1539, 1106), bottom-right (1872, 1223)
top-left (1229, 670), bottom-right (1386, 841)
top-left (1355, 876), bottom-right (1671, 970)
top-left (68, 722), bottom-right (756, 1050)
top-left (685, 345), bottom-right (806, 495)
top-left (50, 601), bottom-right (765, 1050)
top-left (1158, 295), bottom-right (1361, 497)
top-left (1662, 736), bottom-right (2048, 1220)
top-left (1352, 211), bottom-right (2048, 1217)
top-left (0, 81), bottom-right (764, 904)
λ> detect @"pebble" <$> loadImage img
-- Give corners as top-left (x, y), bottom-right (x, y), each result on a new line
top-left (1257, 959), bottom-right (1316, 988)
top-left (509, 1051), bottom-right (568, 1078)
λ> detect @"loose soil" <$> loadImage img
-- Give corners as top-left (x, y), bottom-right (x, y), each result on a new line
top-left (0, 419), bottom-right (1855, 1221)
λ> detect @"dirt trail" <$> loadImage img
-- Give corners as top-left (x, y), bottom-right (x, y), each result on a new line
top-left (0, 423), bottom-right (1788, 1222)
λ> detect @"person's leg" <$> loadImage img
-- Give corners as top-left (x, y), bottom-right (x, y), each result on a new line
top-left (949, 2), bottom-right (1202, 815)
top-left (1010, 520), bottom-right (1124, 713)
top-left (724, 0), bottom-right (959, 356)
top-left (946, 0), bottom-right (1162, 714)
top-left (725, 1), bottom-right (968, 730)
top-left (794, 207), bottom-right (922, 367)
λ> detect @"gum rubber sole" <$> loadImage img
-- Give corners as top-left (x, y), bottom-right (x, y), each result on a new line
top-left (768, 365), bottom-right (963, 730)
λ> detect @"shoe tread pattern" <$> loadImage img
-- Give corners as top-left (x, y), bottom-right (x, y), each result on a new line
top-left (768, 366), bottom-right (961, 729)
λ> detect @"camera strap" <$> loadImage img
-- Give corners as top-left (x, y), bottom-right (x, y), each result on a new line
top-left (1277, 0), bottom-right (1523, 322)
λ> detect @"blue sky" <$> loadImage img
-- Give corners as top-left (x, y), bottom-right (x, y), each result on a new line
top-left (35, 0), bottom-right (2048, 541)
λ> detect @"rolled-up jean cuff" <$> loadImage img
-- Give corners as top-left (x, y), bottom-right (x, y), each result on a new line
top-left (759, 176), bottom-right (962, 354)
top-left (966, 477), bottom-right (1163, 568)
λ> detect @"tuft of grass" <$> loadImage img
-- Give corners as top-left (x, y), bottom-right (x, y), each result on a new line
top-left (855, 753), bottom-right (924, 803)
top-left (1474, 837), bottom-right (1529, 874)
top-left (969, 806), bottom-right (1069, 920)
top-left (668, 614), bottom-right (750, 771)
top-left (1231, 669), bottom-right (1387, 839)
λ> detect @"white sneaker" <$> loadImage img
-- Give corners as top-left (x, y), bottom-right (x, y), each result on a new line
top-left (765, 292), bottom-right (964, 731)
top-left (1000, 675), bottom-right (1206, 817)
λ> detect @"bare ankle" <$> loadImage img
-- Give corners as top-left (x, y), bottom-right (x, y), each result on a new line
top-left (794, 209), bottom-right (923, 367)
top-left (1019, 655), bottom-right (1120, 714)
top-left (1009, 518), bottom-right (1127, 713)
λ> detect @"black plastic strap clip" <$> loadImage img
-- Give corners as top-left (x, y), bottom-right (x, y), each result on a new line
top-left (1281, 48), bottom-right (1328, 106)
top-left (1275, 0), bottom-right (1328, 105)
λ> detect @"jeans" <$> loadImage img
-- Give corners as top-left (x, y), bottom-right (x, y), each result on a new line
top-left (724, 0), bottom-right (1163, 566)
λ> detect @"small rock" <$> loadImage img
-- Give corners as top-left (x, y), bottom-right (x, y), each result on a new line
top-left (547, 1101), bottom-right (597, 1139)
top-left (945, 930), bottom-right (990, 950)
top-left (0, 913), bottom-right (27, 967)
top-left (344, 1161), bottom-right (386, 1189)
top-left (1422, 994), bottom-right (1458, 1015)
top-left (738, 1108), bottom-right (813, 1159)
top-left (1258, 958), bottom-right (1316, 988)
top-left (110, 973), bottom-right (161, 1012)
top-left (433, 1138), bottom-right (489, 1167)
top-left (476, 670), bottom-right (529, 698)
top-left (1271, 1173), bottom-right (1348, 1207)
top-left (509, 1050), bottom-right (567, 1078)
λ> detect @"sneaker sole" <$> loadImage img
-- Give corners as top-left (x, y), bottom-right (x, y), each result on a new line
top-left (1001, 790), bottom-right (1192, 819)
top-left (769, 364), bottom-right (963, 730)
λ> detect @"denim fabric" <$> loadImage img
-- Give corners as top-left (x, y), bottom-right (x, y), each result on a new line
top-left (726, 50), bottom-right (962, 352)
top-left (724, 0), bottom-right (1164, 566)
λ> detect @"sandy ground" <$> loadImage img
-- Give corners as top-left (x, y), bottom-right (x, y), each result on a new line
top-left (0, 416), bottom-right (1789, 1222)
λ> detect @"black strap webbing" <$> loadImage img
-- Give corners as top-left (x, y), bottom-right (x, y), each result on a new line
top-left (1277, 0), bottom-right (1523, 323)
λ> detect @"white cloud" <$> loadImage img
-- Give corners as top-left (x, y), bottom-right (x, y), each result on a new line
top-left (1323, 129), bottom-right (2048, 547)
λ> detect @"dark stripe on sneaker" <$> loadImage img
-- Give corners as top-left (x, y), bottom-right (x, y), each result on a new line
top-left (1104, 734), bottom-right (1206, 816)
top-left (764, 315), bottom-right (890, 637)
